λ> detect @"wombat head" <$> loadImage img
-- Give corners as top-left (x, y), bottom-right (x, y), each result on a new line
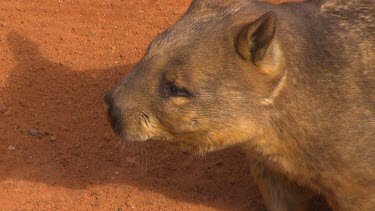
top-left (105, 2), bottom-right (286, 155)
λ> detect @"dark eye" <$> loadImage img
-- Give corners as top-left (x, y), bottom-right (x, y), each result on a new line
top-left (165, 83), bottom-right (192, 98)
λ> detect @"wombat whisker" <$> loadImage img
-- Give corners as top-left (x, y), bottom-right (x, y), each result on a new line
top-left (135, 141), bottom-right (140, 161)
top-left (143, 144), bottom-right (149, 173)
top-left (131, 140), bottom-right (136, 159)
top-left (120, 141), bottom-right (126, 152)
top-left (126, 141), bottom-right (135, 154)
top-left (139, 143), bottom-right (146, 171)
top-left (114, 137), bottom-right (122, 150)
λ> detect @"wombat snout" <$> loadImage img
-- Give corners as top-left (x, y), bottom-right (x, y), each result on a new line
top-left (104, 91), bottom-right (124, 136)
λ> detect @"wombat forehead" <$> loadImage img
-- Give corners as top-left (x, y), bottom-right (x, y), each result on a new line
top-left (145, 28), bottom-right (208, 59)
top-left (190, 0), bottom-right (247, 15)
top-left (146, 19), bottom-right (235, 58)
top-left (144, 1), bottom-right (255, 60)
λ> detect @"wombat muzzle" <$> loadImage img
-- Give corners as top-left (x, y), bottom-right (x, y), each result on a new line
top-left (104, 91), bottom-right (123, 136)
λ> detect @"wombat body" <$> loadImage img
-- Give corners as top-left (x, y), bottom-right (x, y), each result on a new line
top-left (105, 0), bottom-right (375, 210)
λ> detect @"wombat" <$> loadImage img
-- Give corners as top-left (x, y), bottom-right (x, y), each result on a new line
top-left (104, 0), bottom-right (375, 210)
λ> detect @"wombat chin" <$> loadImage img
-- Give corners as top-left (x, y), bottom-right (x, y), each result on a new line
top-left (166, 131), bottom-right (253, 156)
top-left (120, 131), bottom-right (237, 156)
top-left (169, 141), bottom-right (225, 157)
top-left (119, 134), bottom-right (168, 144)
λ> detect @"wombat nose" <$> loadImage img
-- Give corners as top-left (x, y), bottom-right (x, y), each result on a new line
top-left (104, 92), bottom-right (123, 136)
top-left (104, 90), bottom-right (114, 106)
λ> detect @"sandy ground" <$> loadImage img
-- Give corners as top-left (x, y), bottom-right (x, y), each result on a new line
top-left (0, 0), bottom-right (330, 210)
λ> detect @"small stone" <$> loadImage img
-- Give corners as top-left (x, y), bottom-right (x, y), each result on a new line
top-left (125, 200), bottom-right (134, 209)
top-left (115, 171), bottom-right (120, 175)
top-left (126, 157), bottom-right (136, 165)
top-left (28, 129), bottom-right (39, 136)
top-left (50, 135), bottom-right (57, 142)
top-left (3, 108), bottom-right (11, 117)
top-left (8, 145), bottom-right (15, 150)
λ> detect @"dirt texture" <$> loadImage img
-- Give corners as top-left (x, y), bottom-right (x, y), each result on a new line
top-left (0, 0), bottom-right (329, 210)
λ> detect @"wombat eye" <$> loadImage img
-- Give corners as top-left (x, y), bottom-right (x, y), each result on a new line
top-left (165, 83), bottom-right (192, 98)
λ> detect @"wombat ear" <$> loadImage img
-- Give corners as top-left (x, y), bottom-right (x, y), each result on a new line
top-left (236, 12), bottom-right (278, 71)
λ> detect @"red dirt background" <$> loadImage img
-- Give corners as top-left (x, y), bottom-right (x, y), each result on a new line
top-left (0, 0), bottom-right (329, 210)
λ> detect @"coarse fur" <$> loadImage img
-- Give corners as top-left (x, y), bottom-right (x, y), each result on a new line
top-left (105, 0), bottom-right (375, 210)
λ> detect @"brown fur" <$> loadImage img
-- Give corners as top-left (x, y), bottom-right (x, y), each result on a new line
top-left (105, 0), bottom-right (375, 210)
